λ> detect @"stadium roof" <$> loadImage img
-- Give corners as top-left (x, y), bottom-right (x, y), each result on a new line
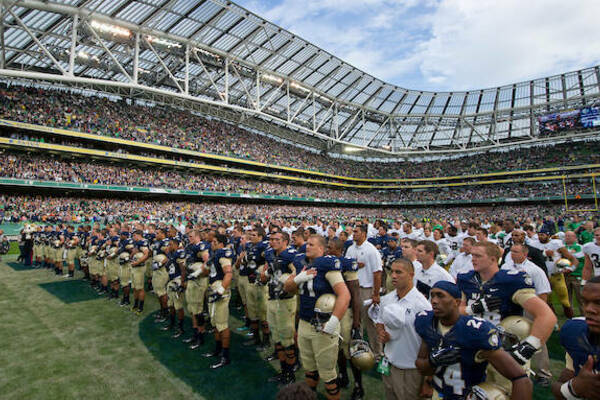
top-left (1, 0), bottom-right (600, 157)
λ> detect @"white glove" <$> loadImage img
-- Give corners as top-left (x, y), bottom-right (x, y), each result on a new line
top-left (189, 269), bottom-right (202, 279)
top-left (294, 269), bottom-right (315, 285)
top-left (216, 285), bottom-right (225, 295)
top-left (323, 315), bottom-right (340, 335)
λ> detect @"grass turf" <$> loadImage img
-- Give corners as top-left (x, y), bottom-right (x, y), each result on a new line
top-left (0, 254), bottom-right (568, 399)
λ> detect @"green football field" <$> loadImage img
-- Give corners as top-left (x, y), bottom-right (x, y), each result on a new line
top-left (0, 253), bottom-right (566, 399)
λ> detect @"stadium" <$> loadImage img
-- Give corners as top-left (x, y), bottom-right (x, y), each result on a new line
top-left (0, 1), bottom-right (599, 399)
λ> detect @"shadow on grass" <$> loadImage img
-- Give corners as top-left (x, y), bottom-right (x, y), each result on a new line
top-left (138, 312), bottom-right (283, 400)
top-left (38, 279), bottom-right (100, 304)
top-left (6, 261), bottom-right (35, 271)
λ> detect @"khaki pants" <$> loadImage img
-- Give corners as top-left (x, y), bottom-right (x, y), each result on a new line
top-left (167, 278), bottom-right (184, 310)
top-left (237, 275), bottom-right (249, 306)
top-left (208, 282), bottom-right (230, 332)
top-left (247, 283), bottom-right (268, 321)
top-left (131, 265), bottom-right (146, 290)
top-left (186, 277), bottom-right (209, 315)
top-left (383, 367), bottom-right (422, 400)
top-left (152, 268), bottom-right (169, 297)
top-left (359, 287), bottom-right (382, 356)
top-left (267, 297), bottom-right (297, 347)
top-left (297, 319), bottom-right (339, 382)
top-left (119, 263), bottom-right (131, 286)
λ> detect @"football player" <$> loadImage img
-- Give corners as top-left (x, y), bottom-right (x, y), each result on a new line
top-left (130, 230), bottom-right (150, 314)
top-left (152, 228), bottom-right (171, 322)
top-left (118, 230), bottom-right (133, 307)
top-left (327, 238), bottom-right (363, 400)
top-left (582, 228), bottom-right (600, 283)
top-left (263, 231), bottom-right (298, 385)
top-left (415, 281), bottom-right (532, 399)
top-left (162, 238), bottom-right (187, 337)
top-left (203, 233), bottom-right (234, 369)
top-left (183, 229), bottom-right (210, 349)
top-left (552, 276), bottom-right (600, 400)
top-left (382, 236), bottom-right (403, 293)
top-left (529, 227), bottom-right (578, 319)
top-left (244, 228), bottom-right (270, 350)
top-left (105, 227), bottom-right (122, 300)
top-left (458, 241), bottom-right (556, 388)
top-left (284, 234), bottom-right (350, 400)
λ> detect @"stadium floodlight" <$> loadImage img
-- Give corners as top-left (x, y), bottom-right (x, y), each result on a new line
top-left (146, 35), bottom-right (182, 50)
top-left (90, 20), bottom-right (131, 39)
top-left (343, 146), bottom-right (364, 153)
top-left (261, 73), bottom-right (283, 85)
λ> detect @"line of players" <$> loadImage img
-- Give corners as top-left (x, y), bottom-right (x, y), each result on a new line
top-left (25, 219), bottom-right (600, 400)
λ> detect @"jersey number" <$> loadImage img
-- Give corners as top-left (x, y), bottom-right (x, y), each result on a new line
top-left (433, 363), bottom-right (465, 395)
top-left (299, 280), bottom-right (315, 297)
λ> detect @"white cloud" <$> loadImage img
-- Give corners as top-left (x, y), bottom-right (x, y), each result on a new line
top-left (237, 0), bottom-right (600, 91)
top-left (417, 0), bottom-right (600, 90)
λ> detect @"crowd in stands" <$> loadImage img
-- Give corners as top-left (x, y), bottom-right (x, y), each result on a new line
top-left (1, 84), bottom-right (600, 179)
top-left (0, 150), bottom-right (594, 203)
top-left (1, 194), bottom-right (593, 227)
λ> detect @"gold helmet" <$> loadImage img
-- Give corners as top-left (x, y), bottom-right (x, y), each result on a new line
top-left (152, 254), bottom-right (168, 270)
top-left (125, 243), bottom-right (135, 250)
top-left (350, 339), bottom-right (376, 371)
top-left (435, 253), bottom-right (448, 266)
top-left (556, 258), bottom-right (572, 272)
top-left (53, 240), bottom-right (61, 248)
top-left (498, 316), bottom-right (532, 350)
top-left (108, 246), bottom-right (118, 258)
top-left (88, 246), bottom-right (97, 255)
top-left (312, 293), bottom-right (336, 331)
top-left (132, 252), bottom-right (145, 263)
top-left (466, 382), bottom-right (508, 400)
top-left (118, 252), bottom-right (130, 265)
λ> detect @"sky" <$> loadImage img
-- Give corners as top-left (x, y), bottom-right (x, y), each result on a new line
top-left (235, 0), bottom-right (600, 92)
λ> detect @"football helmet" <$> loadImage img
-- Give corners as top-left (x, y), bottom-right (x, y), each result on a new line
top-left (556, 258), bottom-right (573, 273)
top-left (53, 240), bottom-right (61, 248)
top-left (466, 382), bottom-right (508, 400)
top-left (268, 272), bottom-right (291, 299)
top-left (350, 339), bottom-right (376, 371)
top-left (131, 252), bottom-right (145, 263)
top-left (497, 316), bottom-right (532, 350)
top-left (311, 293), bottom-right (336, 331)
top-left (152, 254), bottom-right (168, 270)
top-left (118, 252), bottom-right (130, 265)
top-left (435, 254), bottom-right (448, 266)
top-left (186, 262), bottom-right (205, 279)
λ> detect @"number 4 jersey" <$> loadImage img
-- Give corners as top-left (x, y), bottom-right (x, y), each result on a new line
top-left (415, 311), bottom-right (501, 399)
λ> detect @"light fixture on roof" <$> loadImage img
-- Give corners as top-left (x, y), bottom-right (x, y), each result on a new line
top-left (261, 73), bottom-right (283, 85)
top-left (146, 35), bottom-right (182, 50)
top-left (290, 81), bottom-right (310, 93)
top-left (90, 20), bottom-right (131, 39)
top-left (343, 145), bottom-right (364, 153)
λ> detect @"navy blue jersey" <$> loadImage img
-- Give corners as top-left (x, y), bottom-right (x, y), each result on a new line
top-left (560, 318), bottom-right (600, 375)
top-left (79, 231), bottom-right (89, 248)
top-left (415, 311), bottom-right (501, 399)
top-left (144, 232), bottom-right (156, 244)
top-left (265, 246), bottom-right (297, 300)
top-left (167, 249), bottom-right (186, 280)
top-left (134, 239), bottom-right (149, 252)
top-left (209, 247), bottom-right (234, 284)
top-left (185, 242), bottom-right (208, 265)
top-left (293, 255), bottom-right (341, 322)
top-left (119, 238), bottom-right (133, 253)
top-left (246, 240), bottom-right (268, 283)
top-left (294, 243), bottom-right (307, 254)
top-left (457, 269), bottom-right (535, 325)
top-left (382, 246), bottom-right (403, 270)
top-left (339, 256), bottom-right (358, 277)
top-left (152, 238), bottom-right (170, 257)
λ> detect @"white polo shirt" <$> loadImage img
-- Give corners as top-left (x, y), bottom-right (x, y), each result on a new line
top-left (448, 252), bottom-right (473, 280)
top-left (502, 259), bottom-right (551, 296)
top-left (413, 262), bottom-right (454, 296)
top-left (376, 287), bottom-right (432, 369)
top-left (346, 240), bottom-right (383, 288)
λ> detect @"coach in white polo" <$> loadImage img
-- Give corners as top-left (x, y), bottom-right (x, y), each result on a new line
top-left (414, 240), bottom-right (453, 297)
top-left (376, 257), bottom-right (431, 400)
top-left (346, 224), bottom-right (383, 356)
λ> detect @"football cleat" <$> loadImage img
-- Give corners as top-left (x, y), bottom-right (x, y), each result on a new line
top-left (210, 357), bottom-right (230, 369)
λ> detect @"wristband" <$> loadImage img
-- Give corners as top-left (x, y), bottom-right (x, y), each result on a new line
top-left (524, 335), bottom-right (541, 350)
top-left (560, 379), bottom-right (583, 400)
top-left (581, 279), bottom-right (587, 286)
top-left (510, 374), bottom-right (528, 382)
